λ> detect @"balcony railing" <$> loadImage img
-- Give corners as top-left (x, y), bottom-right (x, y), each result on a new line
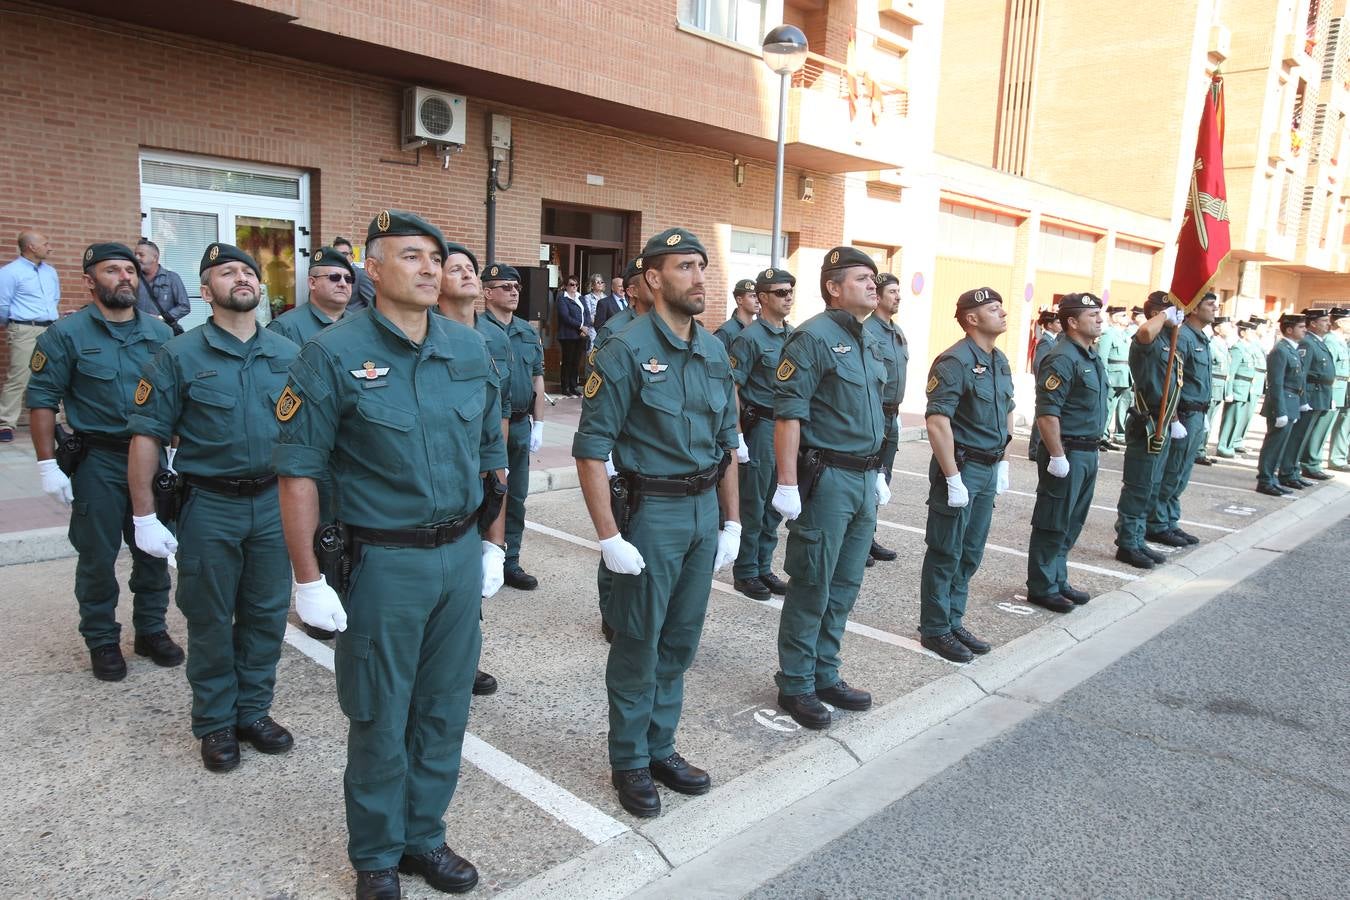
top-left (791, 51), bottom-right (910, 123)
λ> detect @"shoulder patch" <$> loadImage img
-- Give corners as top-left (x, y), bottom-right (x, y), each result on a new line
top-left (776, 359), bottom-right (796, 381)
top-left (587, 348), bottom-right (597, 367)
top-left (729, 355), bottom-right (737, 369)
top-left (275, 385), bottom-right (303, 422)
top-left (29, 349), bottom-right (47, 373)
top-left (1043, 373), bottom-right (1063, 391)
top-left (133, 378), bottom-right (152, 405)
top-left (583, 370), bottom-right (603, 399)
top-left (926, 374), bottom-right (939, 393)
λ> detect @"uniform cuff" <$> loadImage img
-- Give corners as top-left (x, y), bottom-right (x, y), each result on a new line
top-left (272, 444), bottom-right (329, 479)
top-left (125, 414), bottom-right (172, 444)
top-left (774, 398), bottom-right (810, 420)
top-left (571, 433), bottom-right (613, 460)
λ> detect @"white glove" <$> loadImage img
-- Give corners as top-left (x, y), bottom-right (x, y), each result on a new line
top-left (604, 453), bottom-right (617, 478)
top-left (1300, 403), bottom-right (1312, 412)
top-left (1169, 421), bottom-right (1187, 440)
top-left (713, 520), bottom-right (741, 571)
top-left (37, 458), bottom-right (73, 506)
top-left (529, 418), bottom-right (544, 452)
top-left (165, 447), bottom-right (178, 474)
top-left (772, 484), bottom-right (802, 520)
top-left (1274, 415), bottom-right (1289, 429)
top-left (294, 577), bottom-right (348, 632)
top-left (946, 473), bottom-right (970, 508)
top-left (1164, 306), bottom-right (1185, 326)
top-left (995, 460), bottom-right (1010, 495)
top-left (894, 415), bottom-right (902, 434)
top-left (599, 534), bottom-right (645, 575)
top-left (875, 472), bottom-right (892, 506)
top-left (1224, 394), bottom-right (1235, 403)
top-left (481, 541), bottom-right (505, 598)
top-left (735, 433), bottom-right (750, 464)
top-left (1047, 455), bottom-right (1070, 478)
top-left (132, 513), bottom-right (178, 558)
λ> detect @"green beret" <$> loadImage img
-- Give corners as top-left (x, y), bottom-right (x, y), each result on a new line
top-left (200, 242), bottom-right (260, 278)
top-left (623, 257), bottom-right (644, 284)
top-left (444, 242), bottom-right (479, 273)
top-left (366, 209), bottom-right (448, 259)
top-left (640, 228), bottom-right (708, 264)
top-left (956, 286), bottom-right (1002, 313)
top-left (82, 242), bottom-right (138, 273)
top-left (755, 267), bottom-right (795, 290)
top-left (308, 245), bottom-right (354, 277)
top-left (1057, 292), bottom-right (1102, 315)
top-left (733, 279), bottom-right (757, 295)
top-left (875, 272), bottom-right (899, 289)
top-left (482, 262), bottom-right (520, 284)
top-left (821, 246), bottom-right (878, 276)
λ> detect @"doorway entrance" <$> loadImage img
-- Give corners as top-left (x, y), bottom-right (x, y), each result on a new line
top-left (541, 202), bottom-right (630, 289)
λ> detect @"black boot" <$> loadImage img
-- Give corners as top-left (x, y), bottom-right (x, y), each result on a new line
top-left (868, 540), bottom-right (897, 561)
top-left (200, 727), bottom-right (240, 772)
top-left (89, 643), bottom-right (127, 682)
top-left (133, 631), bottom-right (184, 667)
top-left (399, 844), bottom-right (478, 894)
top-left (611, 768), bottom-right (661, 817)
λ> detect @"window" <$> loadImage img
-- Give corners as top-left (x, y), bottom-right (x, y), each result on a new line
top-left (938, 201), bottom-right (1018, 264)
top-left (730, 227), bottom-right (786, 258)
top-left (679, 0), bottom-right (767, 49)
top-left (1113, 240), bottom-right (1156, 284)
top-left (853, 242), bottom-right (900, 275)
top-left (1039, 223), bottom-right (1096, 276)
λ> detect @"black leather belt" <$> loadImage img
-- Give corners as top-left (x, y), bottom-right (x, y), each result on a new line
top-left (1062, 436), bottom-right (1101, 451)
top-left (1178, 401), bottom-right (1209, 414)
top-left (1235, 375), bottom-right (1254, 382)
top-left (881, 402), bottom-right (900, 418)
top-left (347, 514), bottom-right (476, 549)
top-left (1108, 358), bottom-right (1128, 364)
top-left (624, 466), bottom-right (721, 497)
top-left (954, 444), bottom-right (1003, 466)
top-left (183, 473), bottom-right (278, 496)
top-left (83, 433), bottom-right (132, 453)
top-left (1312, 376), bottom-right (1336, 386)
top-left (745, 402), bottom-right (776, 421)
top-left (509, 408), bottom-right (531, 423)
top-left (8, 318), bottom-right (54, 326)
top-left (814, 448), bottom-right (882, 472)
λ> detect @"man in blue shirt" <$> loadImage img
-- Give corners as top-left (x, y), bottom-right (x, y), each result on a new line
top-left (133, 239), bottom-right (191, 332)
top-left (0, 230), bottom-right (61, 442)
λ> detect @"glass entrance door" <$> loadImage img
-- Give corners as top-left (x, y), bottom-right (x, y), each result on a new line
top-left (235, 216), bottom-right (297, 322)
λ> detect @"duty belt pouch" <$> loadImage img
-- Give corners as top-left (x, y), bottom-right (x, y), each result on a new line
top-left (740, 404), bottom-right (760, 435)
top-left (797, 448), bottom-right (825, 503)
top-left (477, 472), bottom-right (507, 534)
top-left (609, 474), bottom-right (639, 538)
top-left (53, 425), bottom-right (88, 477)
top-left (152, 469), bottom-right (185, 523)
top-left (953, 446), bottom-right (968, 471)
top-left (314, 523), bottom-right (352, 596)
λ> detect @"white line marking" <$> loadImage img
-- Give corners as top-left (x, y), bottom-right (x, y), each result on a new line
top-left (874, 519), bottom-right (1140, 582)
top-left (282, 624), bottom-right (629, 845)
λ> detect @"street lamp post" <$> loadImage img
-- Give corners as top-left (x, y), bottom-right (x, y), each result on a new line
top-left (762, 25), bottom-right (809, 268)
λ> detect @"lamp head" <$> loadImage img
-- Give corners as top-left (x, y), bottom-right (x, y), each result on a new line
top-left (762, 25), bottom-right (809, 75)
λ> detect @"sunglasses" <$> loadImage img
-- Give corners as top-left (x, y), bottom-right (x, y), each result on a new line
top-left (765, 288), bottom-right (793, 298)
top-left (319, 273), bottom-right (355, 284)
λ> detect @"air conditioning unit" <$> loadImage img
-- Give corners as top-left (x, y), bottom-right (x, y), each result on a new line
top-left (402, 87), bottom-right (467, 150)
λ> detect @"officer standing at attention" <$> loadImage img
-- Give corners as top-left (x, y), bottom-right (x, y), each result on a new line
top-left (1256, 313), bottom-right (1307, 495)
top-left (1292, 308), bottom-right (1337, 482)
top-left (479, 263), bottom-right (547, 590)
top-left (268, 245), bottom-right (354, 345)
top-left (770, 247), bottom-right (888, 725)
top-left (1144, 292), bottom-right (1216, 549)
top-left (1026, 309), bottom-right (1060, 460)
top-left (1098, 306), bottom-right (1133, 450)
top-left (1194, 315), bottom-right (1232, 466)
top-left (573, 228), bottom-right (740, 819)
top-left (25, 242), bottom-right (181, 681)
top-left (863, 271), bottom-right (908, 566)
top-left (275, 211), bottom-right (508, 899)
top-left (126, 242), bottom-right (299, 772)
top-left (1215, 319), bottom-right (1259, 458)
top-left (1325, 308), bottom-right (1350, 471)
top-left (1025, 293), bottom-right (1107, 613)
top-left (727, 266), bottom-right (795, 601)
top-left (917, 287), bottom-right (1014, 662)
top-left (714, 278), bottom-right (759, 353)
top-left (332, 236), bottom-right (374, 311)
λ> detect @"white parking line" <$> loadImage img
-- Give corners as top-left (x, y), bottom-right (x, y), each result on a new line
top-left (282, 624), bottom-right (630, 846)
top-left (874, 519), bottom-right (1140, 582)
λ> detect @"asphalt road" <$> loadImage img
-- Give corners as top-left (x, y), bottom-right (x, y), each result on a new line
top-left (749, 518), bottom-right (1350, 899)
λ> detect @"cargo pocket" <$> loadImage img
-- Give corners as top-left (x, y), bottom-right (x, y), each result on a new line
top-left (784, 525), bottom-right (825, 586)
top-left (335, 633), bottom-right (376, 722)
top-left (607, 570), bottom-right (656, 641)
top-left (1031, 472), bottom-right (1071, 531)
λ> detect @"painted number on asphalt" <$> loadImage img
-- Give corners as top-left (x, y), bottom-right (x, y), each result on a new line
top-left (1222, 505), bottom-right (1257, 516)
top-left (753, 709), bottom-right (801, 733)
top-left (998, 598), bottom-right (1035, 616)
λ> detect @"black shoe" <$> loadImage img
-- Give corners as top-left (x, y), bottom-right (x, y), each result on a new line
top-left (869, 541), bottom-right (897, 561)
top-left (1194, 455), bottom-right (1214, 466)
top-left (355, 867), bottom-right (401, 900)
top-left (200, 727), bottom-right (240, 772)
top-left (300, 622), bottom-right (337, 641)
top-left (650, 752), bottom-right (711, 795)
top-left (1141, 546), bottom-right (1167, 564)
top-left (504, 566), bottom-right (538, 590)
top-left (919, 632), bottom-right (974, 663)
top-left (865, 556), bottom-right (876, 568)
top-left (237, 715), bottom-right (293, 754)
top-left (734, 577), bottom-right (771, 601)
top-left (951, 626), bottom-right (991, 654)
top-left (1115, 547), bottom-right (1155, 569)
top-left (1279, 478), bottom-right (1306, 490)
top-left (1256, 482), bottom-right (1286, 496)
top-left (399, 844), bottom-right (478, 894)
top-left (1059, 585), bottom-right (1090, 605)
top-left (1302, 469), bottom-right (1332, 481)
top-left (760, 572), bottom-right (789, 595)
top-left (1028, 593), bottom-right (1074, 613)
top-left (89, 643), bottom-right (127, 682)
top-left (611, 768), bottom-right (661, 817)
top-left (601, 620), bottom-right (614, 644)
top-left (1171, 528), bottom-right (1200, 545)
top-left (473, 670), bottom-right (498, 696)
top-left (1146, 530), bottom-right (1189, 548)
top-left (776, 691), bottom-right (832, 729)
top-left (817, 679), bottom-right (872, 710)
top-left (133, 630), bottom-right (184, 667)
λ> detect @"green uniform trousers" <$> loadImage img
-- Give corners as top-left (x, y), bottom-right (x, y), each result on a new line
top-left (505, 417), bottom-right (531, 568)
top-left (1149, 410), bottom-right (1205, 533)
top-left (1104, 387), bottom-right (1131, 441)
top-left (1027, 421), bottom-right (1042, 460)
top-left (919, 459), bottom-right (996, 637)
top-left (1114, 414), bottom-right (1172, 550)
top-left (68, 447), bottom-right (170, 649)
top-left (605, 491), bottom-right (717, 769)
top-left (776, 466), bottom-right (876, 692)
top-left (1027, 446), bottom-right (1099, 596)
top-left (1328, 405), bottom-right (1350, 467)
top-left (1198, 399), bottom-right (1221, 455)
top-left (336, 536), bottom-right (481, 870)
top-left (1258, 417), bottom-right (1296, 486)
top-left (176, 486), bottom-right (291, 737)
top-left (1297, 408), bottom-right (1335, 474)
top-left (733, 416), bottom-right (782, 581)
top-left (1281, 410), bottom-right (1321, 478)
top-left (1216, 399), bottom-right (1250, 455)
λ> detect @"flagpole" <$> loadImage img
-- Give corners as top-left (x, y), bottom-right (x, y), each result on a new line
top-left (1155, 321), bottom-right (1181, 447)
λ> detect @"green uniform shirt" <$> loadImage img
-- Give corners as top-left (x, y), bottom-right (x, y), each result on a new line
top-left (267, 302), bottom-right (343, 347)
top-left (1300, 332), bottom-right (1336, 410)
top-left (713, 315), bottom-right (748, 354)
top-left (480, 310), bottom-right (544, 414)
top-left (25, 305), bottom-right (173, 436)
top-left (774, 309), bottom-right (886, 455)
top-left (925, 335), bottom-right (1015, 452)
top-left (1250, 338), bottom-right (1268, 397)
top-left (1098, 325), bottom-right (1133, 389)
top-left (1175, 322), bottom-right (1212, 405)
top-left (128, 320), bottom-right (299, 477)
top-left (273, 306), bottom-right (507, 529)
top-left (573, 311), bottom-right (737, 473)
top-left (1035, 336), bottom-right (1108, 437)
top-left (1032, 332), bottom-right (1056, 374)
top-left (1326, 331), bottom-right (1350, 407)
top-left (1261, 339), bottom-right (1305, 420)
top-left (594, 307), bottom-right (636, 351)
top-left (1227, 340), bottom-right (1258, 403)
top-left (460, 311), bottom-right (511, 420)
top-left (728, 318), bottom-right (792, 409)
top-left (863, 312), bottom-right (909, 408)
top-left (1128, 326), bottom-right (1187, 413)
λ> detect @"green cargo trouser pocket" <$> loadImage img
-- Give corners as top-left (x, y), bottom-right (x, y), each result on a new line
top-left (335, 633), bottom-right (376, 722)
top-left (784, 526), bottom-right (825, 586)
top-left (1031, 471), bottom-right (1070, 531)
top-left (607, 570), bottom-right (656, 641)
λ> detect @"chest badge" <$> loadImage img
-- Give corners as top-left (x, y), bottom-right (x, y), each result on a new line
top-left (831, 343), bottom-right (852, 354)
top-left (642, 357), bottom-right (669, 374)
top-left (973, 364), bottom-right (988, 375)
top-left (350, 360), bottom-right (391, 380)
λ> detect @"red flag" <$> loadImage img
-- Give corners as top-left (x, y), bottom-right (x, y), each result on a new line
top-left (1168, 74), bottom-right (1230, 313)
